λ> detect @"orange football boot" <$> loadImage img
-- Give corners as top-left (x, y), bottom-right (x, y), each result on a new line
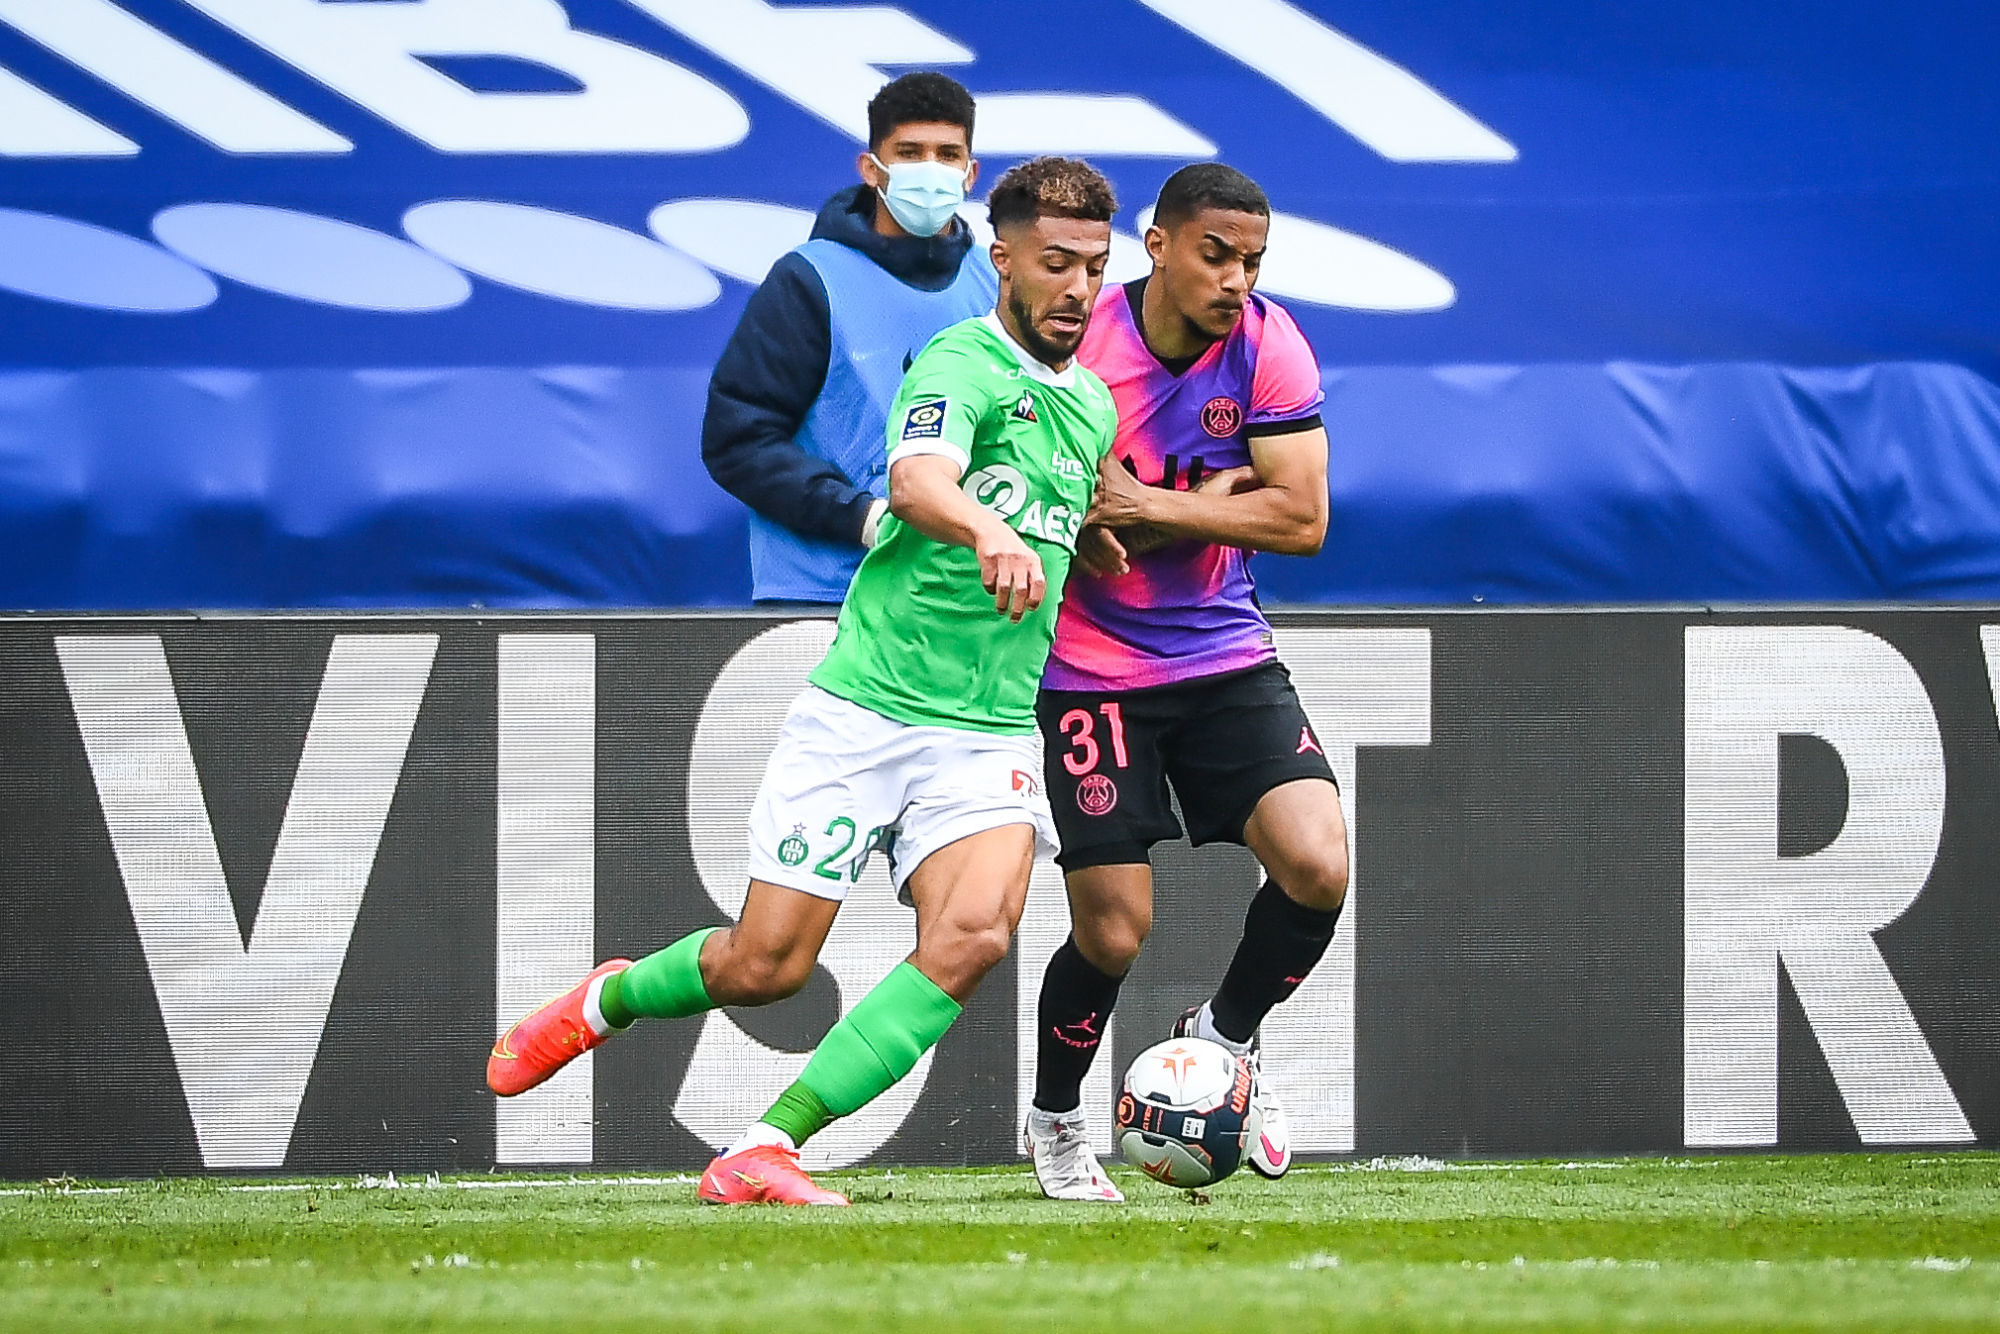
top-left (487, 959), bottom-right (632, 1097)
top-left (697, 1145), bottom-right (849, 1206)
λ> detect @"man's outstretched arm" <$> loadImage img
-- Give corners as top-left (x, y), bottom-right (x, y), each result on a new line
top-left (889, 454), bottom-right (1045, 621)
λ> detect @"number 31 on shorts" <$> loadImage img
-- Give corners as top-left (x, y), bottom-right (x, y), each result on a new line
top-left (1058, 703), bottom-right (1128, 776)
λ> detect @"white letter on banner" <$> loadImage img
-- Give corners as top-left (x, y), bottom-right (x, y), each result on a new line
top-left (1265, 627), bottom-right (1432, 1153)
top-left (495, 635), bottom-right (596, 1165)
top-left (625, 0), bottom-right (1213, 156)
top-left (1683, 626), bottom-right (1971, 1146)
top-left (0, 65), bottom-right (138, 157)
top-left (0, 0), bottom-right (350, 154)
top-left (58, 634), bottom-right (436, 1169)
top-left (1137, 0), bottom-right (1516, 163)
top-left (1982, 626), bottom-right (2000, 738)
top-left (184, 0), bottom-right (746, 154)
top-left (678, 622), bottom-right (931, 1169)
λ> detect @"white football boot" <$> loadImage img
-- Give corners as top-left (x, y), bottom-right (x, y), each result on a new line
top-left (1174, 1004), bottom-right (1291, 1178)
top-left (1242, 1045), bottom-right (1292, 1179)
top-left (1024, 1109), bottom-right (1124, 1202)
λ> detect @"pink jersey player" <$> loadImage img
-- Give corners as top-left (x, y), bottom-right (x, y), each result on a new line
top-left (1044, 278), bottom-right (1325, 691)
top-left (1024, 165), bottom-right (1350, 1205)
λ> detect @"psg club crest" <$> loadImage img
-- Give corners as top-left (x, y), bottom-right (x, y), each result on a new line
top-left (1076, 773), bottom-right (1118, 816)
top-left (1200, 396), bottom-right (1243, 438)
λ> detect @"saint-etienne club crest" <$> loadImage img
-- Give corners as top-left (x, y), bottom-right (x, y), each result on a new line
top-left (777, 824), bottom-right (809, 867)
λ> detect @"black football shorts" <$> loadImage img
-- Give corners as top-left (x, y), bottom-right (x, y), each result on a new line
top-left (1035, 659), bottom-right (1337, 871)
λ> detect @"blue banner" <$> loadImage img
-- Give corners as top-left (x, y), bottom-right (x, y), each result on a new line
top-left (2, 0), bottom-right (1996, 606)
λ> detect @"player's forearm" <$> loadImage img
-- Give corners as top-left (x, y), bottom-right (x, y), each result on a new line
top-left (1131, 485), bottom-right (1327, 556)
top-left (889, 462), bottom-right (1012, 552)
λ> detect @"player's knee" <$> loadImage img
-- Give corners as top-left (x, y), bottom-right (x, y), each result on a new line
top-left (934, 916), bottom-right (1014, 987)
top-left (963, 921), bottom-right (1015, 979)
top-left (1285, 849), bottom-right (1349, 912)
top-left (1076, 915), bottom-right (1148, 976)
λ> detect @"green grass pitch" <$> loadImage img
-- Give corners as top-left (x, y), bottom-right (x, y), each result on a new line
top-left (4, 1153), bottom-right (1997, 1331)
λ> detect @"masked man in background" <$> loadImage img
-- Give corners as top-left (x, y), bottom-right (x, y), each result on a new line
top-left (701, 72), bottom-right (998, 606)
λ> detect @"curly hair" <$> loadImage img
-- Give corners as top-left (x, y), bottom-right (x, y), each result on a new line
top-left (866, 73), bottom-right (975, 150)
top-left (987, 157), bottom-right (1118, 231)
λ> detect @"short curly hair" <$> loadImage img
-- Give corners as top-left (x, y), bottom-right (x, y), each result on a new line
top-left (987, 157), bottom-right (1118, 232)
top-left (867, 73), bottom-right (975, 151)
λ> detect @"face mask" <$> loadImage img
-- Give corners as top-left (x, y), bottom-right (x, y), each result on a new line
top-left (870, 155), bottom-right (968, 238)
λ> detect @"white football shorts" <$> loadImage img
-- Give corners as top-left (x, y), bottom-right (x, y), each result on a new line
top-left (744, 686), bottom-right (1058, 904)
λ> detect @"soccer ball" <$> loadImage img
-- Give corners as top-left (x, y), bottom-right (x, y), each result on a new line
top-left (1114, 1037), bottom-right (1260, 1189)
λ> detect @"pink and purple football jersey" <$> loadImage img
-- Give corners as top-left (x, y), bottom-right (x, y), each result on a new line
top-left (1045, 279), bottom-right (1325, 692)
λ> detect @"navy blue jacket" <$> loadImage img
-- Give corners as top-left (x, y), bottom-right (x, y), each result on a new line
top-left (700, 187), bottom-right (982, 547)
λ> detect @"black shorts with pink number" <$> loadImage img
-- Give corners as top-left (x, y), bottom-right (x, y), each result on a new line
top-left (1034, 660), bottom-right (1337, 872)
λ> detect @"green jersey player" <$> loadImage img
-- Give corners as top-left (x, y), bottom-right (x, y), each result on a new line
top-left (488, 157), bottom-right (1120, 1206)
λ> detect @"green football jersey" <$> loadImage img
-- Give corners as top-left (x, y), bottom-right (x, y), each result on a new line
top-left (811, 313), bottom-right (1117, 735)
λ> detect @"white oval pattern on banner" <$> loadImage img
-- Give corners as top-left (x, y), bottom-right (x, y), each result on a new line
top-left (404, 201), bottom-right (720, 311)
top-left (0, 208), bottom-right (218, 313)
top-left (1, 197), bottom-right (1455, 314)
top-left (153, 203), bottom-right (472, 312)
top-left (647, 199), bottom-right (814, 285)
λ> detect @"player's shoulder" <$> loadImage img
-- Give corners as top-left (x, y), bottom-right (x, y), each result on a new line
top-left (936, 311), bottom-right (999, 347)
top-left (1240, 290), bottom-right (1305, 339)
top-left (1077, 281), bottom-right (1138, 359)
top-left (1074, 363), bottom-right (1117, 412)
top-left (912, 315), bottom-right (1014, 372)
top-left (902, 317), bottom-right (1007, 391)
top-left (1069, 365), bottom-right (1117, 453)
top-left (1238, 290), bottom-right (1320, 378)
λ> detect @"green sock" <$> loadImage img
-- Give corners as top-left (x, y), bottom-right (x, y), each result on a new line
top-left (761, 962), bottom-right (963, 1146)
top-left (761, 1083), bottom-right (834, 1146)
top-left (600, 927), bottom-right (719, 1028)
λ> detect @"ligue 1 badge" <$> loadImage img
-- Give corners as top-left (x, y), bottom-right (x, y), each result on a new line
top-left (902, 399), bottom-right (947, 440)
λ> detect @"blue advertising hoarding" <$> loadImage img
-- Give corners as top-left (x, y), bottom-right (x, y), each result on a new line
top-left (2, 0), bottom-right (1997, 607)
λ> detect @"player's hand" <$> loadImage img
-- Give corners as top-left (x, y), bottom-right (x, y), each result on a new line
top-left (977, 524), bottom-right (1046, 622)
top-left (1086, 453), bottom-right (1154, 530)
top-left (1194, 465), bottom-right (1260, 496)
top-left (1117, 524), bottom-right (1173, 558)
top-left (1075, 524), bottom-right (1130, 577)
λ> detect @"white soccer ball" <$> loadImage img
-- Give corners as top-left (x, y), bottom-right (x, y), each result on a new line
top-left (1114, 1036), bottom-right (1260, 1189)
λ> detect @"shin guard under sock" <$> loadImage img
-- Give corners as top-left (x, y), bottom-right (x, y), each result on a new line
top-left (1209, 879), bottom-right (1341, 1044)
top-left (1033, 936), bottom-right (1125, 1115)
top-left (600, 927), bottom-right (719, 1028)
top-left (763, 961), bottom-right (962, 1147)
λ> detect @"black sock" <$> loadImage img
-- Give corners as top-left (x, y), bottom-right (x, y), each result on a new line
top-left (1033, 936), bottom-right (1125, 1115)
top-left (1209, 878), bottom-right (1341, 1044)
